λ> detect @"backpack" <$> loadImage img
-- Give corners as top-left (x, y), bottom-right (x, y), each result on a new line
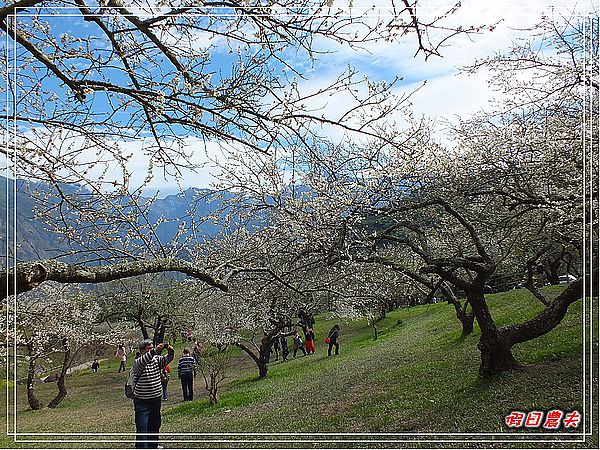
top-left (124, 368), bottom-right (139, 399)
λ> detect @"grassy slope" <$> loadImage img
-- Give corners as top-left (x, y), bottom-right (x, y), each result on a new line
top-left (1, 287), bottom-right (597, 448)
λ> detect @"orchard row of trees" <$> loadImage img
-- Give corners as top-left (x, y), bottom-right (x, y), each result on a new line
top-left (0, 2), bottom-right (597, 408)
top-left (195, 13), bottom-right (597, 377)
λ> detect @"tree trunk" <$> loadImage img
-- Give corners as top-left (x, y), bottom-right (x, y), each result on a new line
top-left (152, 315), bottom-right (166, 344)
top-left (209, 374), bottom-right (218, 405)
top-left (447, 297), bottom-right (475, 335)
top-left (462, 313), bottom-right (475, 335)
top-left (26, 350), bottom-right (42, 410)
top-left (501, 278), bottom-right (583, 346)
top-left (543, 253), bottom-right (562, 285)
top-left (477, 328), bottom-right (521, 377)
top-left (257, 343), bottom-right (271, 379)
top-left (468, 289), bottom-right (520, 376)
top-left (134, 313), bottom-right (149, 340)
top-left (298, 310), bottom-right (315, 329)
top-left (371, 321), bottom-right (379, 340)
top-left (236, 326), bottom-right (290, 379)
top-left (47, 339), bottom-right (70, 409)
top-left (235, 342), bottom-right (268, 379)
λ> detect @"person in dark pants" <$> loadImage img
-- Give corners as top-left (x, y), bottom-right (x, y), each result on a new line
top-left (272, 336), bottom-right (280, 361)
top-left (177, 347), bottom-right (196, 401)
top-left (327, 324), bottom-right (340, 356)
top-left (160, 364), bottom-right (170, 401)
top-left (132, 340), bottom-right (174, 449)
top-left (116, 344), bottom-right (127, 372)
top-left (280, 335), bottom-right (289, 361)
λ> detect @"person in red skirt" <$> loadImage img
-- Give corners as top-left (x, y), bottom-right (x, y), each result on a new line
top-left (304, 327), bottom-right (316, 355)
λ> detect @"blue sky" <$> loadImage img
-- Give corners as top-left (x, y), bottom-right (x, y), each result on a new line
top-left (3, 0), bottom-right (597, 196)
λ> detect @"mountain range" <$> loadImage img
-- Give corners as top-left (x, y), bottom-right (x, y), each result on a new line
top-left (0, 176), bottom-right (232, 263)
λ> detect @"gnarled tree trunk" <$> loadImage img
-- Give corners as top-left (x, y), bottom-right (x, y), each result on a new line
top-left (152, 315), bottom-right (167, 344)
top-left (544, 258), bottom-right (561, 285)
top-left (470, 278), bottom-right (584, 376)
top-left (26, 348), bottom-right (42, 410)
top-left (467, 289), bottom-right (520, 376)
top-left (448, 297), bottom-right (475, 335)
top-left (500, 278), bottom-right (583, 347)
top-left (47, 339), bottom-right (70, 409)
top-left (236, 342), bottom-right (268, 379)
top-left (133, 307), bottom-right (149, 340)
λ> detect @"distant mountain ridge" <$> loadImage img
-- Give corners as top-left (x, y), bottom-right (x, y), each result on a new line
top-left (0, 176), bottom-right (231, 263)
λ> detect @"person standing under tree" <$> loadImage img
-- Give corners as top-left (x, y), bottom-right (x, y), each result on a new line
top-left (177, 348), bottom-right (196, 401)
top-left (160, 364), bottom-right (170, 401)
top-left (280, 334), bottom-right (289, 361)
top-left (116, 344), bottom-right (127, 372)
top-left (91, 359), bottom-right (99, 373)
top-left (193, 340), bottom-right (203, 363)
top-left (292, 332), bottom-right (306, 357)
top-left (272, 336), bottom-right (280, 361)
top-left (327, 324), bottom-right (340, 356)
top-left (304, 327), bottom-right (316, 355)
top-left (131, 340), bottom-right (174, 449)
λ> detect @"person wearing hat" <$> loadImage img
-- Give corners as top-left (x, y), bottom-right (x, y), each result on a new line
top-left (131, 339), bottom-right (174, 449)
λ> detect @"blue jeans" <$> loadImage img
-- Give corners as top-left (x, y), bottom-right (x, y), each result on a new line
top-left (180, 373), bottom-right (194, 400)
top-left (161, 381), bottom-right (168, 400)
top-left (134, 397), bottom-right (162, 449)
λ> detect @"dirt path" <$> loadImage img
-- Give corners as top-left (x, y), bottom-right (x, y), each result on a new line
top-left (39, 359), bottom-right (107, 382)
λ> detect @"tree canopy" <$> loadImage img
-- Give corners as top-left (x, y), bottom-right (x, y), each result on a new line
top-left (1, 3), bottom-right (596, 382)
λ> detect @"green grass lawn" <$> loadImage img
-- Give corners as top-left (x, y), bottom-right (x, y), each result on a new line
top-left (1, 287), bottom-right (597, 448)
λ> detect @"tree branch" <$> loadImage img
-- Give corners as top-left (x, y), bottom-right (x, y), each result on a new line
top-left (1, 258), bottom-right (228, 300)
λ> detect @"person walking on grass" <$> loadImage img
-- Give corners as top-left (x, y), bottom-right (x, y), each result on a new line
top-left (304, 327), bottom-right (316, 355)
top-left (280, 334), bottom-right (289, 361)
top-left (160, 364), bottom-right (170, 401)
top-left (272, 336), bottom-right (280, 361)
top-left (116, 344), bottom-right (127, 372)
top-left (131, 339), bottom-right (174, 449)
top-left (177, 347), bottom-right (196, 401)
top-left (91, 359), bottom-right (99, 373)
top-left (292, 332), bottom-right (306, 357)
top-left (327, 324), bottom-right (340, 356)
top-left (193, 340), bottom-right (203, 363)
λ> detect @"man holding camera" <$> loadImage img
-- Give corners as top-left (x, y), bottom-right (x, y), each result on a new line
top-left (132, 339), bottom-right (174, 449)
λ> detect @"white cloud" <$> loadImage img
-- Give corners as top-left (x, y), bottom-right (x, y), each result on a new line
top-left (178, 0), bottom-right (596, 187)
top-left (396, 71), bottom-right (493, 121)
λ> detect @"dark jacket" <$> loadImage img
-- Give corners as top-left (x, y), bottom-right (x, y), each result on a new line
top-left (280, 336), bottom-right (289, 350)
top-left (328, 328), bottom-right (339, 343)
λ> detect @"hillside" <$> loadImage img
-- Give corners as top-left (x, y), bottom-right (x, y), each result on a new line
top-left (1, 286), bottom-right (595, 448)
